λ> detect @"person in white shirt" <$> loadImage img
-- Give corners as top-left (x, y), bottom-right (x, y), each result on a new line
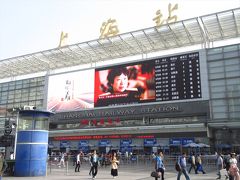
top-left (216, 152), bottom-right (224, 179)
top-left (58, 152), bottom-right (66, 168)
top-left (75, 152), bottom-right (81, 172)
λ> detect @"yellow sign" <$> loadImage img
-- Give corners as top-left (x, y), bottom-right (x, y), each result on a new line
top-left (166, 3), bottom-right (178, 23)
top-left (153, 9), bottom-right (165, 27)
top-left (58, 31), bottom-right (68, 47)
top-left (100, 18), bottom-right (119, 38)
top-left (153, 3), bottom-right (178, 27)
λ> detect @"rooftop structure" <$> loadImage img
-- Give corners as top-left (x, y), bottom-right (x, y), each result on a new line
top-left (0, 8), bottom-right (239, 79)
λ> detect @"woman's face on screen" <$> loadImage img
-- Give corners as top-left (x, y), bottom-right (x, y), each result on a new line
top-left (112, 73), bottom-right (128, 93)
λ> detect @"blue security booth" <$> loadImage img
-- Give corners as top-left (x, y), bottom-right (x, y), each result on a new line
top-left (14, 110), bottom-right (53, 176)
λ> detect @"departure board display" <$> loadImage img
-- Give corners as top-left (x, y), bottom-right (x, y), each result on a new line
top-left (155, 52), bottom-right (201, 101)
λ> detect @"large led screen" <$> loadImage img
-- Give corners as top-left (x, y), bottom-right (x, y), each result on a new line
top-left (94, 52), bottom-right (201, 107)
top-left (47, 52), bottom-right (202, 111)
top-left (47, 69), bottom-right (94, 112)
top-left (94, 62), bottom-right (156, 107)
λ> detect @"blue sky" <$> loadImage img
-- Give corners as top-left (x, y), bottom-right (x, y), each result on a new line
top-left (0, 0), bottom-right (239, 60)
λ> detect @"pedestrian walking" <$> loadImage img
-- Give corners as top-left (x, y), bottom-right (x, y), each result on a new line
top-left (223, 153), bottom-right (232, 180)
top-left (216, 152), bottom-right (224, 179)
top-left (195, 154), bottom-right (206, 174)
top-left (110, 152), bottom-right (120, 179)
top-left (90, 150), bottom-right (99, 179)
top-left (177, 152), bottom-right (190, 180)
top-left (0, 153), bottom-right (7, 180)
top-left (228, 153), bottom-right (240, 180)
top-left (72, 152), bottom-right (77, 166)
top-left (75, 151), bottom-right (81, 172)
top-left (188, 153), bottom-right (196, 174)
top-left (58, 152), bottom-right (66, 168)
top-left (154, 150), bottom-right (165, 180)
top-left (88, 152), bottom-right (93, 176)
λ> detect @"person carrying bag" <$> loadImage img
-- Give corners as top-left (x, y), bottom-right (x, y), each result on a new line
top-left (152, 151), bottom-right (165, 180)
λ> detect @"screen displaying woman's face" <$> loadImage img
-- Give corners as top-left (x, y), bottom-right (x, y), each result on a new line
top-left (112, 73), bottom-right (128, 93)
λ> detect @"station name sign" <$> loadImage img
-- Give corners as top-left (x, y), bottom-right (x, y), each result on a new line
top-left (52, 104), bottom-right (181, 121)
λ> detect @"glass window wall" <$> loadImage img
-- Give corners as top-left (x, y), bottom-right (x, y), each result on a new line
top-left (0, 76), bottom-right (46, 134)
top-left (207, 44), bottom-right (240, 122)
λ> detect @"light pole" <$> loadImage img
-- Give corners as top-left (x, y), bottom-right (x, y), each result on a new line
top-left (13, 110), bottom-right (19, 160)
top-left (7, 107), bottom-right (21, 160)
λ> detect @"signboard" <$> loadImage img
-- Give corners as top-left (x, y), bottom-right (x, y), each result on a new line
top-left (53, 134), bottom-right (155, 140)
top-left (99, 139), bottom-right (111, 147)
top-left (60, 140), bottom-right (71, 148)
top-left (47, 51), bottom-right (202, 111)
top-left (120, 139), bottom-right (132, 147)
top-left (47, 69), bottom-right (94, 112)
top-left (144, 138), bottom-right (157, 146)
top-left (79, 140), bottom-right (89, 147)
top-left (94, 52), bottom-right (201, 107)
top-left (169, 138), bottom-right (194, 145)
top-left (79, 140), bottom-right (89, 153)
top-left (182, 138), bottom-right (195, 145)
top-left (154, 52), bottom-right (201, 101)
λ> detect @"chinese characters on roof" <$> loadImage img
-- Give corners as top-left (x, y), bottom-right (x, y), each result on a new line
top-left (100, 3), bottom-right (178, 38)
top-left (58, 31), bottom-right (68, 47)
top-left (100, 18), bottom-right (120, 39)
top-left (153, 3), bottom-right (178, 27)
top-left (58, 3), bottom-right (179, 46)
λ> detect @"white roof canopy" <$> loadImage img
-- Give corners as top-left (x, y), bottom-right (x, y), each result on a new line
top-left (0, 8), bottom-right (239, 79)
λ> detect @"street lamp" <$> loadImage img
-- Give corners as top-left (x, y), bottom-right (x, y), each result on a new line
top-left (13, 110), bottom-right (19, 160)
top-left (7, 107), bottom-right (21, 160)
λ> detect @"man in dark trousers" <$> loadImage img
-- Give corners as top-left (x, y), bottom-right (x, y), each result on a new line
top-left (75, 151), bottom-right (81, 172)
top-left (90, 150), bottom-right (99, 179)
top-left (188, 153), bottom-right (196, 174)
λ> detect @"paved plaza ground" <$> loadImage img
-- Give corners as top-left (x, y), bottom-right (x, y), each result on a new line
top-left (4, 164), bottom-right (219, 180)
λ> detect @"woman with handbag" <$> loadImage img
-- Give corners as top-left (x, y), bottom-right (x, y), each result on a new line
top-left (111, 152), bottom-right (120, 179)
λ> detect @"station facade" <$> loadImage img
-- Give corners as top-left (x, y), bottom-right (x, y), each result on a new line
top-left (0, 8), bottom-right (239, 155)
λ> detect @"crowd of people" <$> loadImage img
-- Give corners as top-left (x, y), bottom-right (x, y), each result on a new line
top-left (151, 151), bottom-right (240, 180)
top-left (47, 150), bottom-right (240, 180)
top-left (216, 152), bottom-right (240, 180)
top-left (67, 150), bottom-right (120, 179)
top-left (0, 150), bottom-right (240, 180)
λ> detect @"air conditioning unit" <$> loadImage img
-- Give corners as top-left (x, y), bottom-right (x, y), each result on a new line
top-left (23, 105), bottom-right (36, 110)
